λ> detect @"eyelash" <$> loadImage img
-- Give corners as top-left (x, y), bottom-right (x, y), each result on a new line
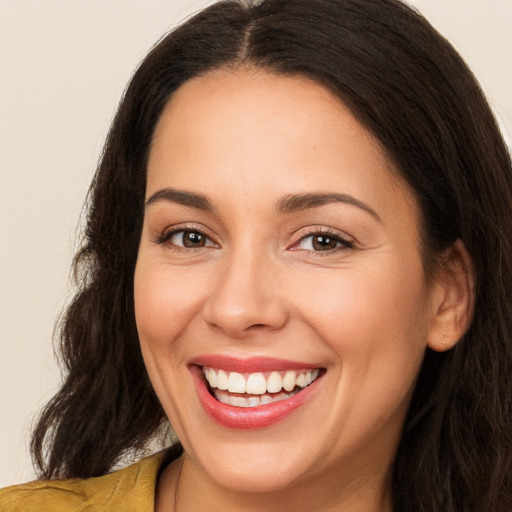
top-left (290, 228), bottom-right (355, 255)
top-left (154, 226), bottom-right (216, 252)
top-left (153, 226), bottom-right (355, 254)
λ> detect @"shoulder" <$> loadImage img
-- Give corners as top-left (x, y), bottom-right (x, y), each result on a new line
top-left (0, 450), bottom-right (170, 512)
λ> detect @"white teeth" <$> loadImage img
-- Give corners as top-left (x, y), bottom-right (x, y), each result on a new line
top-left (266, 371), bottom-right (283, 393)
top-left (203, 366), bottom-right (322, 405)
top-left (216, 392), bottom-right (229, 404)
top-left (213, 389), bottom-right (296, 408)
top-left (273, 392), bottom-right (290, 403)
top-left (246, 372), bottom-right (267, 395)
top-left (230, 396), bottom-right (249, 407)
top-left (207, 368), bottom-right (217, 387)
top-left (283, 371), bottom-right (296, 392)
top-left (227, 372), bottom-right (246, 393)
top-left (248, 396), bottom-right (261, 407)
top-left (216, 370), bottom-right (228, 390)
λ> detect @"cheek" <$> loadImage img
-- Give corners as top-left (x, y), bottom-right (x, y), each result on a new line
top-left (134, 263), bottom-right (206, 349)
top-left (289, 258), bottom-right (430, 375)
top-left (297, 264), bottom-right (430, 432)
top-left (133, 262), bottom-right (204, 425)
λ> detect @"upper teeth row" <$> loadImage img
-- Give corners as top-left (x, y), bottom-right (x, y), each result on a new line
top-left (203, 367), bottom-right (320, 395)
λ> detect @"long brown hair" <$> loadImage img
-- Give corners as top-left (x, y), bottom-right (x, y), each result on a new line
top-left (32, 0), bottom-right (512, 509)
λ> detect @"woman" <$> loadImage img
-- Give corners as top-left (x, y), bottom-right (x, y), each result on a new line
top-left (1, 0), bottom-right (511, 510)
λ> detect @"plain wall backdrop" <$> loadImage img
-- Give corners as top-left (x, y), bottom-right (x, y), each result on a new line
top-left (1, 0), bottom-right (511, 487)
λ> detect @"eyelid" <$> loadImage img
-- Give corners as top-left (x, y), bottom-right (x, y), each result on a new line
top-left (151, 223), bottom-right (355, 253)
top-left (288, 226), bottom-right (356, 252)
top-left (152, 223), bottom-right (219, 248)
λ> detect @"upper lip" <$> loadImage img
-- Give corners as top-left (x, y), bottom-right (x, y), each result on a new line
top-left (189, 355), bottom-right (323, 373)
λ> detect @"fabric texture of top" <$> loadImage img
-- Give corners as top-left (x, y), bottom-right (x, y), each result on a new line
top-left (0, 449), bottom-right (172, 512)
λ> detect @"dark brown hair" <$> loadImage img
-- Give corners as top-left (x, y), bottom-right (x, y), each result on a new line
top-left (32, 0), bottom-right (512, 509)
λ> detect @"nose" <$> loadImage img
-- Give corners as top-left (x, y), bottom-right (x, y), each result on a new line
top-left (203, 248), bottom-right (289, 338)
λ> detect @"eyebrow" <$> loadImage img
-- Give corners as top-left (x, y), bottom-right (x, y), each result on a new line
top-left (276, 192), bottom-right (381, 222)
top-left (145, 188), bottom-right (215, 212)
top-left (145, 188), bottom-right (381, 222)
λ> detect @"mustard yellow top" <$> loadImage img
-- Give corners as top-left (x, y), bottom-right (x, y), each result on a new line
top-left (0, 450), bottom-right (170, 512)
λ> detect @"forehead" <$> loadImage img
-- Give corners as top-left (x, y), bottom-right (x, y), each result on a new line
top-left (147, 69), bottom-right (417, 228)
top-left (151, 69), bottom-right (381, 158)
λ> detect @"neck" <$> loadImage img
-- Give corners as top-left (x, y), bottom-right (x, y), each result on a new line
top-left (156, 453), bottom-right (393, 512)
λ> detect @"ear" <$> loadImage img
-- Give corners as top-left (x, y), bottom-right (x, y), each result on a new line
top-left (427, 239), bottom-right (475, 352)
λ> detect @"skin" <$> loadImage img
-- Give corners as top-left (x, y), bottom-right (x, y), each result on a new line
top-left (134, 69), bottom-right (472, 511)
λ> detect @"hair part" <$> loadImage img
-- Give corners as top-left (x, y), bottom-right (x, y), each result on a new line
top-left (31, 1), bottom-right (512, 510)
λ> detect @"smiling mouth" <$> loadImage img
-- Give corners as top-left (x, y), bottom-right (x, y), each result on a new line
top-left (202, 367), bottom-right (323, 408)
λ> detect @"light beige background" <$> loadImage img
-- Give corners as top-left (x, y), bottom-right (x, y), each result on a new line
top-left (1, 0), bottom-right (510, 487)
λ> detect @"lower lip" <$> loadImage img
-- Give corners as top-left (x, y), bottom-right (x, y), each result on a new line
top-left (191, 366), bottom-right (322, 430)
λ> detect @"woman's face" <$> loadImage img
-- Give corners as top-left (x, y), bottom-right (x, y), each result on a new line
top-left (134, 70), bottom-right (438, 495)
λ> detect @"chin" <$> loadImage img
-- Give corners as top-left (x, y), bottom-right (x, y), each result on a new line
top-left (192, 443), bottom-right (315, 493)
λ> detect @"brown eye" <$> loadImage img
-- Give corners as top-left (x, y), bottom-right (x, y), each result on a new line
top-left (312, 235), bottom-right (339, 251)
top-left (166, 230), bottom-right (214, 248)
top-left (296, 232), bottom-right (354, 252)
top-left (182, 231), bottom-right (206, 247)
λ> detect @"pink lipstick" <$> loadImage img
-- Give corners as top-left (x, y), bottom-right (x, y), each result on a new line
top-left (189, 356), bottom-right (324, 429)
